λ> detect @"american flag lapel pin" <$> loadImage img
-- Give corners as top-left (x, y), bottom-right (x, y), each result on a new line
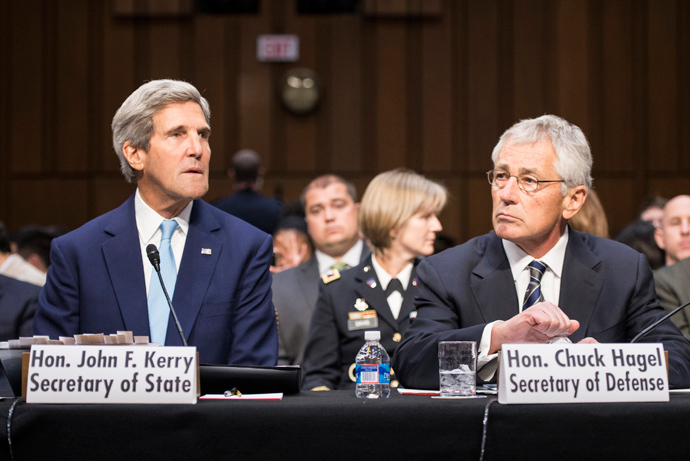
top-left (201, 248), bottom-right (212, 255)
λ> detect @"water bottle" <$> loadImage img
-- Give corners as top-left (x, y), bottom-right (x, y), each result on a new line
top-left (355, 330), bottom-right (390, 399)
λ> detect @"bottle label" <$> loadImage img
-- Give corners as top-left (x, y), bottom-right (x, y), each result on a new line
top-left (356, 364), bottom-right (390, 385)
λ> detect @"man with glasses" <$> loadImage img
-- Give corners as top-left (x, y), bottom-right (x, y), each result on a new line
top-left (393, 114), bottom-right (690, 389)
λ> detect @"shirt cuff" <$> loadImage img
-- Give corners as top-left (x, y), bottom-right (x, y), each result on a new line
top-left (477, 321), bottom-right (501, 381)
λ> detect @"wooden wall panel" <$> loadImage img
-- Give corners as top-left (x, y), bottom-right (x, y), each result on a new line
top-left (236, 6), bottom-right (272, 169)
top-left (56, 0), bottom-right (90, 173)
top-left (283, 6), bottom-right (318, 173)
top-left (329, 17), bottom-right (363, 173)
top-left (10, 0), bottom-right (44, 173)
top-left (467, 0), bottom-right (500, 172)
top-left (101, 2), bottom-right (136, 173)
top-left (420, 3), bottom-right (453, 173)
top-left (375, 22), bottom-right (407, 171)
top-left (512, 0), bottom-right (553, 119)
top-left (193, 16), bottom-right (230, 175)
top-left (647, 0), bottom-right (678, 171)
top-left (10, 181), bottom-right (89, 231)
top-left (599, 0), bottom-right (634, 172)
top-left (3, 0), bottom-right (690, 246)
top-left (555, 0), bottom-right (589, 135)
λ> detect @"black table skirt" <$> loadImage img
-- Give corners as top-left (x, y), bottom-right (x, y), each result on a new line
top-left (1, 391), bottom-right (689, 460)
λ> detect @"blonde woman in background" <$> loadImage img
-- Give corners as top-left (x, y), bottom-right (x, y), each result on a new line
top-left (302, 169), bottom-right (447, 390)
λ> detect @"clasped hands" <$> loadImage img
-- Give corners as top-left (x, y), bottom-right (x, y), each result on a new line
top-left (489, 301), bottom-right (598, 354)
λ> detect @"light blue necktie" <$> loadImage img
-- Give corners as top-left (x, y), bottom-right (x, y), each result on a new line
top-left (147, 220), bottom-right (178, 345)
top-left (522, 260), bottom-right (546, 311)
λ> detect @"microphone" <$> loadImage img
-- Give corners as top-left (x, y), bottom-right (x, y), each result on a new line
top-left (630, 300), bottom-right (690, 343)
top-left (146, 243), bottom-right (188, 347)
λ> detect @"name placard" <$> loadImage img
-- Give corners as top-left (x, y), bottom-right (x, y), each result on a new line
top-left (497, 343), bottom-right (669, 404)
top-left (26, 345), bottom-right (197, 404)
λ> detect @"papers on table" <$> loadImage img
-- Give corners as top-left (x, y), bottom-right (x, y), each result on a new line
top-left (199, 393), bottom-right (283, 400)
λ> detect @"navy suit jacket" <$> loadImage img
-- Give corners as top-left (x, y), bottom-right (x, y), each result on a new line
top-left (0, 274), bottom-right (40, 341)
top-left (32, 195), bottom-right (278, 366)
top-left (212, 189), bottom-right (282, 235)
top-left (392, 228), bottom-right (690, 389)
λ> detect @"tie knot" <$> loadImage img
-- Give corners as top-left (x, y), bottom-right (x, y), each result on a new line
top-left (385, 278), bottom-right (404, 296)
top-left (528, 260), bottom-right (546, 281)
top-left (160, 220), bottom-right (178, 241)
top-left (330, 261), bottom-right (350, 272)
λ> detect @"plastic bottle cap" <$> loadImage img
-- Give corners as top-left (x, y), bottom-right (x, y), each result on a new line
top-left (364, 330), bottom-right (380, 341)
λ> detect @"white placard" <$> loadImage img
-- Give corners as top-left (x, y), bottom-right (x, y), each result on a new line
top-left (26, 345), bottom-right (197, 404)
top-left (257, 35), bottom-right (299, 62)
top-left (498, 343), bottom-right (669, 404)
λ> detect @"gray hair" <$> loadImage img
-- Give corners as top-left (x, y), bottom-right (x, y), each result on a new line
top-left (112, 79), bottom-right (211, 183)
top-left (491, 114), bottom-right (592, 195)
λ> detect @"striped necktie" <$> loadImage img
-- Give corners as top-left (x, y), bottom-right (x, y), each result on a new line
top-left (522, 260), bottom-right (546, 311)
top-left (148, 220), bottom-right (178, 345)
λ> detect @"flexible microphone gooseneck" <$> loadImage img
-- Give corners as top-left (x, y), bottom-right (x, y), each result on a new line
top-left (630, 300), bottom-right (690, 343)
top-left (146, 243), bottom-right (188, 347)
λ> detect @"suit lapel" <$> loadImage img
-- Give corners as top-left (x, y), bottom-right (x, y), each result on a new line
top-left (169, 200), bottom-right (222, 345)
top-left (471, 234), bottom-right (521, 322)
top-left (102, 196), bottom-right (150, 335)
top-left (298, 257), bottom-right (320, 309)
top-left (558, 229), bottom-right (603, 342)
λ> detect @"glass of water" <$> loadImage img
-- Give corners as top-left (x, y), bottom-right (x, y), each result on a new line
top-left (438, 341), bottom-right (477, 397)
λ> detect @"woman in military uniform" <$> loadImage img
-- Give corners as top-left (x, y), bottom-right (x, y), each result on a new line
top-left (302, 169), bottom-right (447, 390)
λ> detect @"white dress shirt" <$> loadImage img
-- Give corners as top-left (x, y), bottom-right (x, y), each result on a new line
top-left (477, 227), bottom-right (570, 380)
top-left (134, 189), bottom-right (193, 295)
top-left (315, 239), bottom-right (364, 276)
top-left (371, 255), bottom-right (413, 320)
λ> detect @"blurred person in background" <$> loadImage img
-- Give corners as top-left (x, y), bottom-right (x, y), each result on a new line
top-left (568, 189), bottom-right (609, 238)
top-left (654, 195), bottom-right (690, 267)
top-left (639, 195), bottom-right (667, 230)
top-left (302, 169), bottom-right (447, 390)
top-left (0, 221), bottom-right (46, 286)
top-left (615, 219), bottom-right (665, 270)
top-left (212, 149), bottom-right (282, 235)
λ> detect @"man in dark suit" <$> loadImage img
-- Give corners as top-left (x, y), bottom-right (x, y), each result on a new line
top-left (655, 256), bottom-right (690, 339)
top-left (212, 149), bottom-right (282, 235)
top-left (393, 114), bottom-right (690, 389)
top-left (272, 175), bottom-right (370, 365)
top-left (32, 80), bottom-right (277, 366)
top-left (0, 274), bottom-right (40, 340)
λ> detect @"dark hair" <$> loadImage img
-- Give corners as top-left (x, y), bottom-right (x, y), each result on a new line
top-left (0, 221), bottom-right (10, 254)
top-left (10, 225), bottom-right (63, 268)
top-left (231, 149), bottom-right (261, 183)
top-left (614, 219), bottom-right (665, 270)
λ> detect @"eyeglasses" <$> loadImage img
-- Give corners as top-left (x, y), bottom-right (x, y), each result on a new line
top-left (486, 170), bottom-right (565, 193)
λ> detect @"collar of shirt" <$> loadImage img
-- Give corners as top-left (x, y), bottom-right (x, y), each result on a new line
top-left (370, 255), bottom-right (413, 291)
top-left (502, 226), bottom-right (569, 306)
top-left (315, 239), bottom-right (364, 276)
top-left (135, 189), bottom-right (193, 292)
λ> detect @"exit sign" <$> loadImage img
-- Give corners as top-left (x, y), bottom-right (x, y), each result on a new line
top-left (257, 35), bottom-right (300, 62)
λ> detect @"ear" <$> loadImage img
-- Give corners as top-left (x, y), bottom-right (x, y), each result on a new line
top-left (562, 186), bottom-right (587, 220)
top-left (122, 141), bottom-right (145, 172)
top-left (654, 227), bottom-right (666, 250)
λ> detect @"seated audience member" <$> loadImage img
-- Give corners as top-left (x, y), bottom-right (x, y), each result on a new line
top-left (0, 274), bottom-right (40, 340)
top-left (272, 175), bottom-right (370, 365)
top-left (271, 214), bottom-right (313, 274)
top-left (615, 219), bottom-right (665, 270)
top-left (32, 79), bottom-right (277, 366)
top-left (568, 189), bottom-right (609, 238)
top-left (655, 257), bottom-right (690, 339)
top-left (212, 149), bottom-right (282, 234)
top-left (302, 169), bottom-right (447, 390)
top-left (0, 221), bottom-right (46, 287)
top-left (10, 225), bottom-right (64, 272)
top-left (392, 114), bottom-right (690, 389)
top-left (639, 195), bottom-right (667, 229)
top-left (654, 194), bottom-right (690, 267)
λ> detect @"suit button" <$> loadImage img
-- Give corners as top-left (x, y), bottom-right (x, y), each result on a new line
top-left (392, 332), bottom-right (402, 342)
top-left (391, 380), bottom-right (399, 388)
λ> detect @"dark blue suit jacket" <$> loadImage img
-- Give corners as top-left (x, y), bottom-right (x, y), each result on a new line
top-left (32, 195), bottom-right (278, 366)
top-left (0, 274), bottom-right (40, 341)
top-left (213, 189), bottom-right (282, 235)
top-left (392, 228), bottom-right (690, 389)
